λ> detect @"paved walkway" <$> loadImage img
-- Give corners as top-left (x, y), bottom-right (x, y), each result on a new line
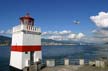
top-left (41, 65), bottom-right (108, 71)
top-left (41, 65), bottom-right (81, 71)
top-left (77, 65), bottom-right (108, 71)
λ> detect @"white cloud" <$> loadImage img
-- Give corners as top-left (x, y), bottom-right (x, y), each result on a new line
top-left (48, 35), bottom-right (63, 40)
top-left (68, 33), bottom-right (85, 40)
top-left (0, 29), bottom-right (12, 35)
top-left (42, 32), bottom-right (48, 35)
top-left (92, 29), bottom-right (108, 38)
top-left (6, 29), bottom-right (12, 34)
top-left (82, 37), bottom-right (103, 43)
top-left (68, 34), bottom-right (76, 39)
top-left (42, 30), bottom-right (72, 36)
top-left (90, 29), bottom-right (108, 43)
top-left (90, 11), bottom-right (108, 43)
top-left (76, 33), bottom-right (85, 39)
top-left (0, 30), bottom-right (5, 34)
top-left (90, 11), bottom-right (108, 28)
top-left (59, 30), bottom-right (71, 35)
top-left (42, 30), bottom-right (108, 43)
top-left (42, 30), bottom-right (85, 41)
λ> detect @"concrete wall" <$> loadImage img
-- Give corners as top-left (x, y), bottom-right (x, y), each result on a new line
top-left (23, 33), bottom-right (41, 45)
top-left (79, 59), bottom-right (84, 65)
top-left (96, 60), bottom-right (106, 68)
top-left (34, 51), bottom-right (42, 62)
top-left (10, 51), bottom-right (23, 69)
top-left (46, 59), bottom-right (55, 67)
top-left (64, 59), bottom-right (69, 65)
top-left (11, 32), bottom-right (23, 45)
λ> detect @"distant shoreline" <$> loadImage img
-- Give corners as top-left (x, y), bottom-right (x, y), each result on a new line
top-left (42, 44), bottom-right (77, 46)
top-left (0, 44), bottom-right (10, 46)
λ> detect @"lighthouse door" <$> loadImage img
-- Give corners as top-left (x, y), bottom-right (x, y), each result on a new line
top-left (30, 51), bottom-right (34, 65)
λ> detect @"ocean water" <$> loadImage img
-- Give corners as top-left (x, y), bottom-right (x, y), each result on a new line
top-left (0, 45), bottom-right (108, 71)
top-left (0, 46), bottom-right (10, 71)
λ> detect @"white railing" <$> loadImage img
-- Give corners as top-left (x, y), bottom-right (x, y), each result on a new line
top-left (13, 24), bottom-right (41, 33)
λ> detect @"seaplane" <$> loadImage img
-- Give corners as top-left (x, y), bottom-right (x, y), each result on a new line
top-left (73, 20), bottom-right (80, 24)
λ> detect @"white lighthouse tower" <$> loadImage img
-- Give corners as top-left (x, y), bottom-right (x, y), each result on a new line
top-left (10, 13), bottom-right (42, 71)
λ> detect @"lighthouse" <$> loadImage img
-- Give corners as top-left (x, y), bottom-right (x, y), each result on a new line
top-left (10, 13), bottom-right (42, 71)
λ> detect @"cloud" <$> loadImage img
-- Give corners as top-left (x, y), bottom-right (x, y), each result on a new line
top-left (6, 29), bottom-right (12, 34)
top-left (68, 34), bottom-right (76, 39)
top-left (90, 28), bottom-right (108, 43)
top-left (59, 30), bottom-right (72, 35)
top-left (42, 30), bottom-right (72, 35)
top-left (0, 29), bottom-right (12, 35)
top-left (42, 32), bottom-right (48, 35)
top-left (90, 11), bottom-right (108, 28)
top-left (48, 35), bottom-right (63, 40)
top-left (0, 30), bottom-right (5, 34)
top-left (90, 11), bottom-right (108, 43)
top-left (92, 29), bottom-right (108, 38)
top-left (76, 33), bottom-right (85, 39)
top-left (42, 30), bottom-right (85, 41)
top-left (68, 33), bottom-right (85, 39)
top-left (81, 36), bottom-right (104, 43)
top-left (42, 30), bottom-right (108, 43)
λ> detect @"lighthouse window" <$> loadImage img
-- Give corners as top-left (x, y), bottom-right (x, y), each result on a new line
top-left (25, 52), bottom-right (28, 54)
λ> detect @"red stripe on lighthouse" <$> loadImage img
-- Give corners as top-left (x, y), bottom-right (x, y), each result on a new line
top-left (11, 45), bottom-right (41, 52)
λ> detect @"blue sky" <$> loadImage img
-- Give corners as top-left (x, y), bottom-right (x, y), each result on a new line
top-left (0, 0), bottom-right (108, 43)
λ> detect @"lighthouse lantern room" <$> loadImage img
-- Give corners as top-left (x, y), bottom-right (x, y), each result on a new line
top-left (10, 13), bottom-right (42, 71)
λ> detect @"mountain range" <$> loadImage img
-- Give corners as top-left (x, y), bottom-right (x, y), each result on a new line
top-left (0, 35), bottom-right (11, 46)
top-left (0, 35), bottom-right (96, 46)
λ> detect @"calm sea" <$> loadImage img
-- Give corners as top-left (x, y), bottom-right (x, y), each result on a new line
top-left (0, 45), bottom-right (108, 71)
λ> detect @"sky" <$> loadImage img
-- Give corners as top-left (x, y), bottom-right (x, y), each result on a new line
top-left (0, 0), bottom-right (108, 43)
